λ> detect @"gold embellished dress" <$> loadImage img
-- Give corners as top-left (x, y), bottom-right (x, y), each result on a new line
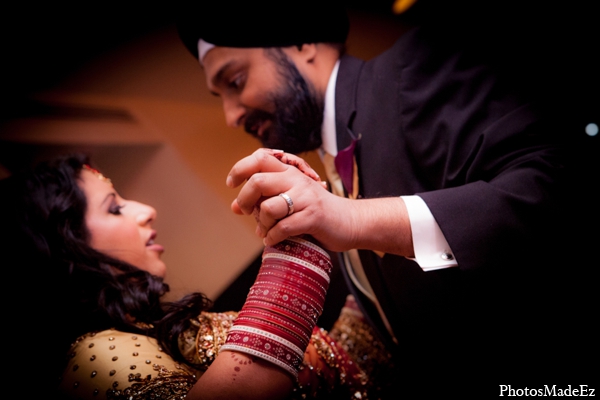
top-left (58, 296), bottom-right (391, 400)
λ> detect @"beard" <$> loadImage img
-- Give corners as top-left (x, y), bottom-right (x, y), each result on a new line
top-left (244, 48), bottom-right (324, 155)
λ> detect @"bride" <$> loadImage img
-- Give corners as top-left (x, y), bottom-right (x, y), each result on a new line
top-left (3, 153), bottom-right (392, 399)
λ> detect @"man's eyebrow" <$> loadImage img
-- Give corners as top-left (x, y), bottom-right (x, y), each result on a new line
top-left (210, 60), bottom-right (235, 90)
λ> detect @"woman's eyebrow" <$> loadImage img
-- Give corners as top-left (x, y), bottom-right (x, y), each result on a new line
top-left (100, 193), bottom-right (116, 207)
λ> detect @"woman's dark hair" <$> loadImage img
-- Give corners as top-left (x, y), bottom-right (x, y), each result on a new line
top-left (0, 153), bottom-right (211, 378)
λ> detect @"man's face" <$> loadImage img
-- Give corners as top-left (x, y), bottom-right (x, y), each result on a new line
top-left (203, 47), bottom-right (324, 154)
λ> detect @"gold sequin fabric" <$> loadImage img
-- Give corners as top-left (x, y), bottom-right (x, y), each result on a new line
top-left (181, 308), bottom-right (389, 399)
top-left (105, 364), bottom-right (197, 400)
top-left (180, 311), bottom-right (238, 370)
top-left (328, 301), bottom-right (393, 382)
top-left (58, 329), bottom-right (200, 400)
top-left (292, 297), bottom-right (394, 400)
top-left (58, 305), bottom-right (390, 399)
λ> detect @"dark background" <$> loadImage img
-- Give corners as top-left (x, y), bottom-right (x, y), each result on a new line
top-left (3, 1), bottom-right (598, 191)
top-left (2, 0), bottom-right (597, 393)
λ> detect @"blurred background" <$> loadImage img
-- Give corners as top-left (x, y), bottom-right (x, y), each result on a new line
top-left (1, 1), bottom-right (597, 324)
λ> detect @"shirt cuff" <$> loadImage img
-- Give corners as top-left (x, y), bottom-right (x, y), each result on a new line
top-left (401, 195), bottom-right (458, 271)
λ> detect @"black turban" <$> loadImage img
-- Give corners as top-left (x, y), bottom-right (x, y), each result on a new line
top-left (175, 2), bottom-right (350, 60)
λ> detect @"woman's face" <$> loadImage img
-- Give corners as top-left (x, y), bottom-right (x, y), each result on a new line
top-left (79, 168), bottom-right (167, 278)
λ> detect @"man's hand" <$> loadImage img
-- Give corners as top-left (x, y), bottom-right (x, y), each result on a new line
top-left (227, 148), bottom-right (414, 256)
top-left (226, 149), bottom-right (355, 250)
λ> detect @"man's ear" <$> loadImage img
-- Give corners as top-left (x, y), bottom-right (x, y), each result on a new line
top-left (284, 43), bottom-right (318, 64)
top-left (299, 43), bottom-right (318, 63)
top-left (283, 43), bottom-right (335, 92)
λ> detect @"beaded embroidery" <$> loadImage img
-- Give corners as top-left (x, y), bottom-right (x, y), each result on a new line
top-left (106, 364), bottom-right (196, 400)
top-left (59, 305), bottom-right (390, 399)
top-left (180, 311), bottom-right (237, 370)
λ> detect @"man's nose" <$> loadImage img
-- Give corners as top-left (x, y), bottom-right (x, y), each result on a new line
top-left (223, 99), bottom-right (245, 128)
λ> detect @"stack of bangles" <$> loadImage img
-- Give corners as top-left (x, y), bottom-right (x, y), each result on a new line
top-left (221, 235), bottom-right (332, 377)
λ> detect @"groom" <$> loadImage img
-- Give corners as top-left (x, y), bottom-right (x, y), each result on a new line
top-left (176, 1), bottom-right (580, 392)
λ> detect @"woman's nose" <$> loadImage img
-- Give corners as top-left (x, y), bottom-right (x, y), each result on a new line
top-left (134, 202), bottom-right (157, 225)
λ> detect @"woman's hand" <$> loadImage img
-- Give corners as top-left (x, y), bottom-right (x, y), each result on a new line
top-left (226, 149), bottom-right (357, 251)
top-left (227, 148), bottom-right (414, 256)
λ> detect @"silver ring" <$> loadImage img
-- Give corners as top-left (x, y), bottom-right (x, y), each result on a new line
top-left (278, 193), bottom-right (294, 216)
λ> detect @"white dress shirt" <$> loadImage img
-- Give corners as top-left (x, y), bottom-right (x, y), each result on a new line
top-left (320, 61), bottom-right (457, 271)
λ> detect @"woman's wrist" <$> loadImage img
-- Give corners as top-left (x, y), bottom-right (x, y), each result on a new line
top-left (221, 235), bottom-right (332, 377)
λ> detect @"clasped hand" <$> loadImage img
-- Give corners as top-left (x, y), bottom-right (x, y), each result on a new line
top-left (226, 148), bottom-right (359, 251)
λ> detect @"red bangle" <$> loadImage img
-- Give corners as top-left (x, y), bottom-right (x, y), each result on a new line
top-left (255, 269), bottom-right (327, 302)
top-left (224, 325), bottom-right (305, 376)
top-left (250, 280), bottom-right (325, 316)
top-left (222, 235), bottom-right (332, 377)
top-left (261, 259), bottom-right (330, 293)
top-left (234, 313), bottom-right (310, 345)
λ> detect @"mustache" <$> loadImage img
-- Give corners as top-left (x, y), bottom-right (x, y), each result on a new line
top-left (244, 109), bottom-right (274, 136)
top-left (241, 91), bottom-right (324, 153)
top-left (243, 109), bottom-right (277, 148)
top-left (242, 47), bottom-right (324, 154)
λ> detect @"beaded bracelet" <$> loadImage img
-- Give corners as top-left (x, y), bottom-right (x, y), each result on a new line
top-left (221, 235), bottom-right (332, 378)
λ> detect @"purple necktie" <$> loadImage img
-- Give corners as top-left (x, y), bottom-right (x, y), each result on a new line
top-left (334, 137), bottom-right (359, 197)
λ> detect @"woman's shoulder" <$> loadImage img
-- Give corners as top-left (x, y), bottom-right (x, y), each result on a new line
top-left (59, 328), bottom-right (199, 400)
top-left (180, 311), bottom-right (238, 369)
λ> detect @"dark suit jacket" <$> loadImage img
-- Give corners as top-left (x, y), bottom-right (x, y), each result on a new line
top-left (333, 26), bottom-right (568, 389)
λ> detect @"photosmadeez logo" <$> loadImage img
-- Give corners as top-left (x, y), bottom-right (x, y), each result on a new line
top-left (499, 385), bottom-right (595, 397)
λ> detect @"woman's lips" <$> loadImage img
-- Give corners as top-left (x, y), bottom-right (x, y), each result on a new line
top-left (147, 232), bottom-right (164, 253)
top-left (147, 243), bottom-right (165, 253)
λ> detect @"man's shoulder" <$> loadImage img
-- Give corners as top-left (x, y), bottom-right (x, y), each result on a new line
top-left (336, 29), bottom-right (415, 85)
top-left (337, 54), bottom-right (363, 76)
